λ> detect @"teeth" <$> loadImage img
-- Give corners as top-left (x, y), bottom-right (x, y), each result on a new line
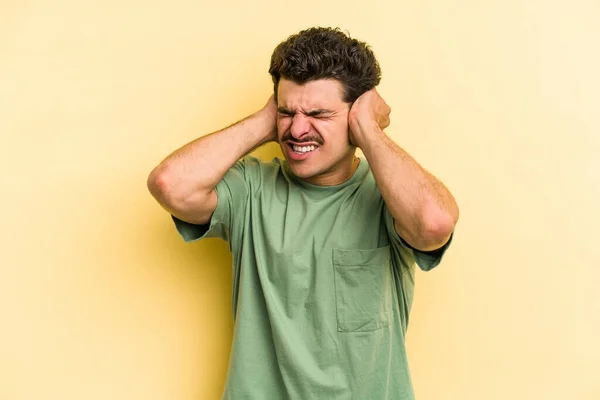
top-left (293, 145), bottom-right (316, 153)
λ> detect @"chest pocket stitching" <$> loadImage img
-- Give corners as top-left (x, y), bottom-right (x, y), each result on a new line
top-left (332, 246), bottom-right (392, 333)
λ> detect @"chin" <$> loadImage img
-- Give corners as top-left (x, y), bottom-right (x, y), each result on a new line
top-left (287, 162), bottom-right (318, 179)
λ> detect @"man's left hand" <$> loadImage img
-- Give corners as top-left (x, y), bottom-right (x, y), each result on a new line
top-left (348, 89), bottom-right (391, 147)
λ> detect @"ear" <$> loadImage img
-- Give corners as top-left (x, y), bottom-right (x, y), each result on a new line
top-left (347, 123), bottom-right (357, 148)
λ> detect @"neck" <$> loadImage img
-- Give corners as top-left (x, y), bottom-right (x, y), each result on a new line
top-left (302, 155), bottom-right (360, 186)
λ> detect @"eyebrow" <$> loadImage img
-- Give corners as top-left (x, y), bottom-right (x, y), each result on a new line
top-left (277, 107), bottom-right (333, 117)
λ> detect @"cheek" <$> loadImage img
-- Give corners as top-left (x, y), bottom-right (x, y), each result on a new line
top-left (315, 121), bottom-right (350, 145)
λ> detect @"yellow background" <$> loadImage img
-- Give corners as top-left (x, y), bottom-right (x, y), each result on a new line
top-left (1, 1), bottom-right (598, 399)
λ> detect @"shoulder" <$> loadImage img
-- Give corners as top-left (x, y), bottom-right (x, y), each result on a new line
top-left (236, 155), bottom-right (286, 193)
top-left (238, 155), bottom-right (284, 176)
top-left (355, 159), bottom-right (384, 200)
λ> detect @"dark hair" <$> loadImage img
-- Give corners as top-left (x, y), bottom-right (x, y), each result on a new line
top-left (269, 27), bottom-right (381, 103)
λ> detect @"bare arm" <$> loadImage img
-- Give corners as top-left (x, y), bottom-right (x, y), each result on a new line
top-left (349, 90), bottom-right (459, 252)
top-left (147, 97), bottom-right (277, 225)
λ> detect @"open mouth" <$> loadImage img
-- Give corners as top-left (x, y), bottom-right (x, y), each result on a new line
top-left (289, 143), bottom-right (318, 154)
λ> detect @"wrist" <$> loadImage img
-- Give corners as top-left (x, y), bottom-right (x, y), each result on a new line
top-left (351, 118), bottom-right (383, 148)
top-left (254, 107), bottom-right (277, 143)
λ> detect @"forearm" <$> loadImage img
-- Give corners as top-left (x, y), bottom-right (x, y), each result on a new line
top-left (148, 108), bottom-right (275, 202)
top-left (356, 125), bottom-right (459, 250)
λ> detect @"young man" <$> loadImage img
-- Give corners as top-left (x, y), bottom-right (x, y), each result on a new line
top-left (148, 27), bottom-right (459, 400)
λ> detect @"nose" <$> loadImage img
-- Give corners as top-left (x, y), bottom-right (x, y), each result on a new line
top-left (290, 114), bottom-right (311, 139)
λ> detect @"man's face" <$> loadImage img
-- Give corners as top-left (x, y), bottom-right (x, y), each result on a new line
top-left (276, 78), bottom-right (355, 185)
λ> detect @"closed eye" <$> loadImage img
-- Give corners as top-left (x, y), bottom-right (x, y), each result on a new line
top-left (277, 107), bottom-right (294, 117)
top-left (306, 109), bottom-right (332, 118)
top-left (277, 107), bottom-right (334, 119)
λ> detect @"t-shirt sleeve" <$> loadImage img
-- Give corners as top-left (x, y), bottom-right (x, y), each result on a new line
top-left (383, 206), bottom-right (453, 271)
top-left (171, 158), bottom-right (250, 244)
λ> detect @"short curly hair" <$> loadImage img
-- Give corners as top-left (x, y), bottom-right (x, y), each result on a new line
top-left (269, 27), bottom-right (381, 103)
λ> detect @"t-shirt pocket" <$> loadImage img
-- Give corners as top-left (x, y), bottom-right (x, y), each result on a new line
top-left (332, 246), bottom-right (392, 333)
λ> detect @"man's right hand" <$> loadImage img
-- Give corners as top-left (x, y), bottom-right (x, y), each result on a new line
top-left (260, 94), bottom-right (278, 143)
top-left (148, 93), bottom-right (281, 225)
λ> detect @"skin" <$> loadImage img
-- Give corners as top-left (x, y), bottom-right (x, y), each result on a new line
top-left (275, 79), bottom-right (358, 186)
top-left (347, 89), bottom-right (459, 251)
top-left (276, 78), bottom-right (459, 251)
top-left (147, 78), bottom-right (458, 251)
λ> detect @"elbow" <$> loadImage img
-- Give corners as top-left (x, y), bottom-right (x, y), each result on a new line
top-left (147, 165), bottom-right (170, 201)
top-left (420, 201), bottom-right (459, 247)
top-left (147, 163), bottom-right (186, 210)
top-left (396, 199), bottom-right (459, 252)
top-left (146, 164), bottom-right (212, 219)
top-left (423, 215), bottom-right (454, 244)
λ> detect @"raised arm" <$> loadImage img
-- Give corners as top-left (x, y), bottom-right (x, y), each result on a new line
top-left (348, 89), bottom-right (459, 252)
top-left (147, 96), bottom-right (277, 225)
